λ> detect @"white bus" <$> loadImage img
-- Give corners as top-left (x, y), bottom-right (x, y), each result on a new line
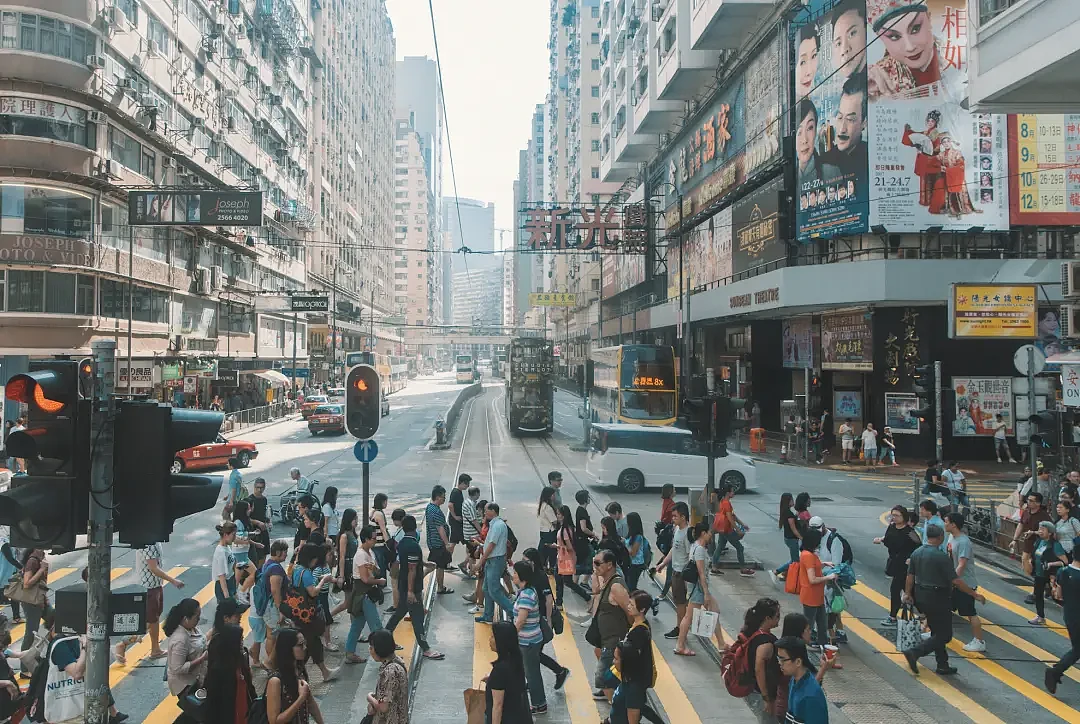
top-left (455, 354), bottom-right (475, 384)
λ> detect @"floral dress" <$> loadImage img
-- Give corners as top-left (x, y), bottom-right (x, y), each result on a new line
top-left (373, 656), bottom-right (409, 724)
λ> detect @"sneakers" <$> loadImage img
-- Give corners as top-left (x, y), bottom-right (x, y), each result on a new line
top-left (768, 570), bottom-right (778, 586)
top-left (554, 667), bottom-right (570, 690)
top-left (739, 568), bottom-right (756, 577)
top-left (902, 649), bottom-right (919, 675)
top-left (1029, 616), bottom-right (1046, 625)
top-left (663, 627), bottom-right (679, 639)
top-left (591, 690), bottom-right (607, 701)
top-left (962, 638), bottom-right (986, 653)
top-left (531, 704), bottom-right (548, 715)
top-left (468, 605), bottom-right (483, 614)
top-left (880, 617), bottom-right (897, 627)
top-left (934, 665), bottom-right (958, 676)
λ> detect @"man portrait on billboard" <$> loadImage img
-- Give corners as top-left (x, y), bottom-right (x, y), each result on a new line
top-left (822, 73), bottom-right (868, 178)
top-left (866, 0), bottom-right (963, 102)
top-left (796, 99), bottom-right (841, 189)
top-left (831, 0), bottom-right (868, 80)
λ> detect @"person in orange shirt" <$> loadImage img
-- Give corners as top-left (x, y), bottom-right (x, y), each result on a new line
top-left (711, 485), bottom-right (755, 577)
top-left (797, 527), bottom-right (837, 647)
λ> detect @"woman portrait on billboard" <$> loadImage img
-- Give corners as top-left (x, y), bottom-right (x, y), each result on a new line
top-left (940, 134), bottom-right (981, 217)
top-left (866, 0), bottom-right (963, 102)
top-left (901, 109), bottom-right (946, 213)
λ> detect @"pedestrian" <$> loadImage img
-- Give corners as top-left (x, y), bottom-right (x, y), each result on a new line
top-left (522, 548), bottom-right (571, 689)
top-left (770, 493), bottom-right (803, 585)
top-left (994, 413), bottom-right (1016, 463)
top-left (820, 408), bottom-right (833, 456)
top-left (574, 490), bottom-right (599, 590)
top-left (222, 456), bottom-right (244, 520)
top-left (548, 471), bottom-right (564, 509)
top-left (874, 505), bottom-right (921, 626)
top-left (537, 487), bottom-right (559, 574)
top-left (711, 485), bottom-right (754, 577)
top-left (251, 540), bottom-right (289, 669)
top-left (511, 560), bottom-right (548, 715)
top-left (621, 590), bottom-right (664, 724)
top-left (608, 640), bottom-right (647, 724)
top-left (462, 500), bottom-right (488, 613)
top-left (386, 515), bottom-right (445, 660)
top-left (654, 501), bottom-right (691, 641)
top-left (918, 500), bottom-right (946, 551)
top-left (775, 637), bottom-right (829, 724)
top-left (0, 527), bottom-right (20, 625)
top-left (590, 548), bottom-right (631, 702)
top-left (290, 544), bottom-right (340, 682)
top-left (425, 485), bottom-right (455, 595)
top-left (780, 613), bottom-right (834, 685)
top-left (362, 628), bottom-right (408, 724)
top-left (0, 629), bottom-right (27, 721)
top-left (1029, 521), bottom-right (1067, 625)
top-left (212, 522), bottom-right (238, 603)
top-left (246, 477), bottom-right (272, 569)
top-left (462, 485), bottom-right (483, 550)
top-left (1011, 493), bottom-right (1052, 604)
top-left (484, 621), bottom-right (533, 724)
top-left (39, 623), bottom-right (129, 723)
top-left (450, 474), bottom-right (471, 570)
top-left (15, 547), bottom-right (49, 656)
top-left (209, 595), bottom-right (248, 643)
top-left (901, 524), bottom-right (986, 675)
top-left (878, 427), bottom-right (898, 466)
top-left (1055, 501), bottom-right (1080, 557)
top-left (555, 505), bottom-right (588, 606)
top-left (606, 502), bottom-right (628, 538)
top-left (807, 420), bottom-right (824, 464)
top-left (231, 501), bottom-right (261, 604)
top-left (624, 512), bottom-right (648, 590)
top-left (292, 500), bottom-right (323, 561)
top-left (807, 516), bottom-right (848, 646)
top-left (838, 418), bottom-right (854, 464)
top-left (370, 493), bottom-right (392, 575)
top-left (165, 598), bottom-right (208, 708)
top-left (860, 423), bottom-right (877, 466)
top-left (266, 628), bottom-right (325, 724)
top-left (739, 597), bottom-right (782, 724)
top-left (674, 523), bottom-right (714, 657)
top-left (657, 484), bottom-right (676, 598)
top-left (387, 507), bottom-right (407, 613)
top-left (330, 508), bottom-right (359, 617)
top-left (475, 503), bottom-right (515, 624)
top-left (345, 525), bottom-right (385, 664)
top-left (113, 541), bottom-right (182, 664)
top-left (796, 528), bottom-right (835, 648)
top-left (941, 462), bottom-right (969, 508)
top-left (203, 623), bottom-right (256, 724)
top-left (943, 513), bottom-right (985, 652)
top-left (321, 486), bottom-right (341, 538)
top-left (9, 418), bottom-right (26, 475)
top-left (598, 516), bottom-right (631, 579)
top-left (774, 493), bottom-right (812, 580)
top-left (1044, 547), bottom-right (1080, 694)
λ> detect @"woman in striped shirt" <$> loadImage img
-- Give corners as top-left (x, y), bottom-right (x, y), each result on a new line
top-left (512, 559), bottom-right (547, 715)
top-left (370, 493), bottom-right (391, 575)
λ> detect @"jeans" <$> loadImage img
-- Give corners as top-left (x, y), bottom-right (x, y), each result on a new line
top-left (386, 596), bottom-right (429, 652)
top-left (345, 593), bottom-right (383, 655)
top-left (520, 641), bottom-right (546, 707)
top-left (21, 602), bottom-right (43, 650)
top-left (909, 590), bottom-right (953, 668)
top-left (483, 556), bottom-right (514, 622)
top-left (879, 448), bottom-right (895, 464)
top-left (713, 532), bottom-right (745, 566)
top-left (802, 604), bottom-right (828, 646)
top-left (776, 538), bottom-right (801, 575)
top-left (863, 447), bottom-right (877, 461)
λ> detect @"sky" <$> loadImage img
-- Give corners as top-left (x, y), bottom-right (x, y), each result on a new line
top-left (385, 0), bottom-right (550, 248)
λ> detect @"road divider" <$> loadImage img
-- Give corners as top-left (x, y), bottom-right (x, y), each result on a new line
top-left (429, 382), bottom-right (482, 450)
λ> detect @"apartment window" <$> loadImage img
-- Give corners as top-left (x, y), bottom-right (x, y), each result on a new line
top-left (590, 32), bottom-right (599, 44)
top-left (591, 140), bottom-right (600, 152)
top-left (591, 86), bottom-right (600, 97)
top-left (108, 126), bottom-right (142, 172)
top-left (116, 0), bottom-right (138, 25)
top-left (3, 13), bottom-right (93, 62)
top-left (592, 277), bottom-right (600, 291)
top-left (591, 194), bottom-right (601, 205)
top-left (591, 167), bottom-right (600, 179)
top-left (591, 112), bottom-right (600, 125)
top-left (591, 5), bottom-right (599, 17)
top-left (76, 274), bottom-right (94, 315)
top-left (591, 59), bottom-right (600, 71)
top-left (148, 15), bottom-right (168, 52)
top-left (141, 149), bottom-right (155, 179)
top-left (7, 269), bottom-right (43, 312)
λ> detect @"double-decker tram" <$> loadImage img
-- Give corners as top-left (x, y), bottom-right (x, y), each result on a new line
top-left (505, 337), bottom-right (554, 434)
top-left (455, 353), bottom-right (475, 383)
top-left (588, 344), bottom-right (677, 425)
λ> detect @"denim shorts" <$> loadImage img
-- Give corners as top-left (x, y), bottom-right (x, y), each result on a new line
top-left (594, 647), bottom-right (616, 690)
top-left (249, 613), bottom-right (266, 643)
top-left (689, 582), bottom-right (705, 605)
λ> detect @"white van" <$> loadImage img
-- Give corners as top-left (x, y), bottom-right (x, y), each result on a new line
top-left (586, 423), bottom-right (756, 494)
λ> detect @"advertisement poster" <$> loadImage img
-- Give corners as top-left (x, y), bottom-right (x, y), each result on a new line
top-left (793, 0), bottom-right (870, 240)
top-left (866, 0), bottom-right (1009, 231)
top-left (744, 34), bottom-right (783, 179)
top-left (129, 191), bottom-right (263, 226)
top-left (885, 392), bottom-right (921, 434)
top-left (782, 317), bottom-right (814, 369)
top-left (952, 377), bottom-right (1013, 436)
top-left (671, 207), bottom-right (732, 296)
top-left (1036, 307), bottom-right (1064, 369)
top-left (732, 177), bottom-right (785, 275)
top-left (952, 283), bottom-right (1037, 338)
top-left (822, 310), bottom-right (873, 371)
top-left (834, 390), bottom-right (863, 419)
top-left (1009, 114), bottom-right (1080, 225)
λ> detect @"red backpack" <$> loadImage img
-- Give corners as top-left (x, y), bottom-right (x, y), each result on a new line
top-left (721, 630), bottom-right (771, 698)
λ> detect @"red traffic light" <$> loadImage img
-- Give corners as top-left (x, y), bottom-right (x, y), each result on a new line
top-left (354, 378), bottom-right (369, 392)
top-left (6, 373), bottom-right (66, 414)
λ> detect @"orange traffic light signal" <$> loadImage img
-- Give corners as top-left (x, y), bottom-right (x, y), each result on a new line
top-left (346, 364), bottom-right (380, 439)
top-left (354, 378), bottom-right (368, 392)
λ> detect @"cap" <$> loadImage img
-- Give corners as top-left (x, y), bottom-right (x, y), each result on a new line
top-left (866, 0), bottom-right (928, 32)
top-left (808, 516), bottom-right (825, 528)
top-left (218, 598), bottom-right (249, 617)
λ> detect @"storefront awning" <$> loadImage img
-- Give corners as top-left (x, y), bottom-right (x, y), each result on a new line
top-left (253, 370), bottom-right (291, 386)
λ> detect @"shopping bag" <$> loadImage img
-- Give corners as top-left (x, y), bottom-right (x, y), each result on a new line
top-left (691, 607), bottom-right (719, 638)
top-left (895, 604), bottom-right (921, 653)
top-left (463, 687), bottom-right (486, 724)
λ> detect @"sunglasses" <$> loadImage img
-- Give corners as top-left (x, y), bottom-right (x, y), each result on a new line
top-left (593, 560), bottom-right (607, 567)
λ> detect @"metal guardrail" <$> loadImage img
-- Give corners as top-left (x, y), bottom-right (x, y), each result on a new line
top-left (222, 401), bottom-right (295, 432)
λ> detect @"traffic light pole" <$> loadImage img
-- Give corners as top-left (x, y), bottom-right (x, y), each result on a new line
top-left (86, 339), bottom-right (116, 724)
top-left (362, 461), bottom-right (370, 528)
top-left (1028, 345), bottom-right (1038, 469)
top-left (934, 361), bottom-right (943, 463)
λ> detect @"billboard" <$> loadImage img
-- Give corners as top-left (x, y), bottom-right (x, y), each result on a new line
top-left (885, 392), bottom-right (920, 434)
top-left (667, 206), bottom-right (732, 299)
top-left (529, 293), bottom-right (577, 307)
top-left (952, 283), bottom-right (1037, 338)
top-left (793, 0), bottom-right (870, 240)
top-left (821, 310), bottom-right (873, 371)
top-left (128, 191), bottom-right (264, 226)
top-left (732, 177), bottom-right (784, 276)
top-left (782, 317), bottom-right (814, 369)
top-left (866, 0), bottom-right (1009, 232)
top-left (1009, 114), bottom-right (1080, 225)
top-left (952, 377), bottom-right (1013, 436)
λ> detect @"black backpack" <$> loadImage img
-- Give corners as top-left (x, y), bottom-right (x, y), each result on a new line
top-left (25, 641), bottom-right (52, 723)
top-left (506, 524), bottom-right (518, 554)
top-left (827, 530), bottom-right (854, 565)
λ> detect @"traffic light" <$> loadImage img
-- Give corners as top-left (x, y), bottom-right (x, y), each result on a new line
top-left (1, 359), bottom-right (94, 551)
top-left (680, 398), bottom-right (711, 440)
top-left (346, 364), bottom-right (381, 439)
top-left (113, 401), bottom-right (224, 545)
top-left (910, 364), bottom-right (935, 431)
top-left (1029, 410), bottom-right (1062, 450)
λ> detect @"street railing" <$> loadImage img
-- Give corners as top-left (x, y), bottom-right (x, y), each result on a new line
top-left (222, 401), bottom-right (295, 432)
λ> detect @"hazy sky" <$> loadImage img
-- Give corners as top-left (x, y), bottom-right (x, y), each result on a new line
top-left (385, 0), bottom-right (549, 247)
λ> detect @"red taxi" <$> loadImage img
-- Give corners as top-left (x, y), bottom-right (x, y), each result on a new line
top-left (171, 434), bottom-right (258, 474)
top-left (308, 404), bottom-right (346, 435)
top-left (301, 394), bottom-right (328, 419)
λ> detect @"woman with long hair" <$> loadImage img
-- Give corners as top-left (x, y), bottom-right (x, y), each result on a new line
top-left (330, 508), bottom-right (359, 617)
top-left (511, 560), bottom-right (547, 715)
top-left (231, 501), bottom-right (260, 603)
top-left (874, 505), bottom-right (922, 626)
top-left (484, 621), bottom-right (532, 724)
top-left (16, 547), bottom-right (48, 653)
top-left (797, 528), bottom-right (834, 647)
top-left (554, 505), bottom-right (588, 606)
top-left (290, 544), bottom-right (339, 683)
top-left (770, 493), bottom-right (803, 583)
top-left (212, 522), bottom-right (238, 603)
top-left (204, 623), bottom-right (255, 723)
top-left (597, 516), bottom-right (630, 580)
top-left (370, 492), bottom-right (391, 575)
top-left (344, 525), bottom-right (385, 664)
top-left (675, 523), bottom-right (727, 656)
top-left (321, 486), bottom-right (340, 538)
top-left (624, 512), bottom-right (647, 590)
top-left (740, 598), bottom-right (782, 723)
top-left (164, 598), bottom-right (207, 699)
top-left (522, 548), bottom-right (571, 686)
top-left (266, 628), bottom-right (325, 724)
top-left (537, 487), bottom-right (559, 574)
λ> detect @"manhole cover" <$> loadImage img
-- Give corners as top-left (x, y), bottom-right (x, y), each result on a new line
top-left (854, 496), bottom-right (881, 502)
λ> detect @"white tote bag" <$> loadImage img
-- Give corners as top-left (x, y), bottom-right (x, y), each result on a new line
top-left (44, 635), bottom-right (85, 723)
top-left (691, 607), bottom-right (719, 638)
top-left (895, 603), bottom-right (922, 653)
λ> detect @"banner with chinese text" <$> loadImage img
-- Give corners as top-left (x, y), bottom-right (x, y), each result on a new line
top-left (529, 293), bottom-right (577, 307)
top-left (822, 310), bottom-right (873, 371)
top-left (952, 377), bottom-right (1013, 436)
top-left (732, 177), bottom-right (784, 275)
top-left (952, 284), bottom-right (1036, 338)
top-left (1008, 114), bottom-right (1080, 224)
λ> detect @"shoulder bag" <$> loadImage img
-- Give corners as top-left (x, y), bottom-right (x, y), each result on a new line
top-left (279, 568), bottom-right (324, 634)
top-left (4, 570), bottom-right (46, 608)
top-left (585, 577), bottom-right (617, 648)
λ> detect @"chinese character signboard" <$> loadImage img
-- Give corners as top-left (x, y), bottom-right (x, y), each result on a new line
top-left (529, 293), bottom-right (577, 307)
top-left (865, 1), bottom-right (1009, 231)
top-left (885, 392), bottom-right (921, 434)
top-left (952, 284), bottom-right (1036, 338)
top-left (632, 375), bottom-right (669, 389)
top-left (1009, 114), bottom-right (1080, 224)
top-left (0, 96), bottom-right (87, 124)
top-left (116, 363), bottom-right (154, 389)
top-left (782, 317), bottom-right (814, 369)
top-left (952, 377), bottom-right (1012, 435)
top-left (1062, 365), bottom-right (1080, 407)
top-left (731, 177), bottom-right (784, 276)
top-left (129, 191), bottom-right (264, 226)
top-left (822, 310), bottom-right (873, 371)
top-left (521, 206), bottom-right (631, 251)
top-left (793, 0), bottom-right (869, 240)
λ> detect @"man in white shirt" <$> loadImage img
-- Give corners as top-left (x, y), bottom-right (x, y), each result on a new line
top-left (941, 461), bottom-right (968, 508)
top-left (839, 419), bottom-right (855, 464)
top-left (993, 413), bottom-right (1015, 463)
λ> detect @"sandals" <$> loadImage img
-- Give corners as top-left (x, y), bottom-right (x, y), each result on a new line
top-left (422, 650), bottom-right (445, 660)
top-left (437, 587), bottom-right (455, 595)
top-left (673, 648), bottom-right (696, 657)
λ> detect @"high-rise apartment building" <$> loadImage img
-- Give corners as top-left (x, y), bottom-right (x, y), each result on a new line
top-left (443, 196), bottom-right (496, 323)
top-left (512, 104), bottom-right (547, 326)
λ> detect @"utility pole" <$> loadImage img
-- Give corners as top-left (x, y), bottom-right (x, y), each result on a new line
top-left (86, 339), bottom-right (116, 724)
top-left (934, 360), bottom-right (944, 463)
top-left (1028, 346), bottom-right (1038, 469)
top-left (678, 197), bottom-right (688, 391)
top-left (291, 311), bottom-right (298, 394)
top-left (330, 263), bottom-right (338, 385)
top-left (370, 287), bottom-right (375, 355)
top-left (125, 225), bottom-right (134, 387)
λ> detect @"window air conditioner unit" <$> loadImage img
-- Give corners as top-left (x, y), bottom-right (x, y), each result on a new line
top-left (148, 39), bottom-right (160, 56)
top-left (1062, 304), bottom-right (1080, 340)
top-left (86, 54), bottom-right (107, 69)
top-left (191, 117), bottom-right (205, 129)
top-left (196, 267), bottom-right (212, 295)
top-left (162, 156), bottom-right (173, 168)
top-left (1063, 261), bottom-right (1080, 299)
top-left (210, 265), bottom-right (224, 290)
top-left (119, 77), bottom-right (137, 92)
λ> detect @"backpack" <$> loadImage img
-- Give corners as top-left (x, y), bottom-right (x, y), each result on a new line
top-left (721, 631), bottom-right (771, 698)
top-left (784, 560), bottom-right (801, 595)
top-left (506, 524), bottom-right (519, 554)
top-left (654, 522), bottom-right (673, 555)
top-left (253, 561), bottom-right (285, 616)
top-left (25, 639), bottom-right (54, 722)
top-left (827, 530), bottom-right (854, 565)
top-left (642, 537), bottom-right (653, 568)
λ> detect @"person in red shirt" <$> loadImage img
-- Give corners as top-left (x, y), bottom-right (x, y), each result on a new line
top-left (711, 486), bottom-right (754, 577)
top-left (797, 528), bottom-right (836, 647)
top-left (660, 484), bottom-right (676, 525)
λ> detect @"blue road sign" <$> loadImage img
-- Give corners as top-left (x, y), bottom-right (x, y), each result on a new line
top-left (353, 439), bottom-right (378, 463)
top-left (280, 368), bottom-right (310, 377)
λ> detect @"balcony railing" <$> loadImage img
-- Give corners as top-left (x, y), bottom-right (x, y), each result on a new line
top-left (978, 0), bottom-right (1026, 24)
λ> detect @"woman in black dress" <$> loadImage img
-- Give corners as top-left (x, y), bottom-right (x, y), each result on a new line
top-left (874, 505), bottom-right (922, 626)
top-left (484, 621), bottom-right (532, 724)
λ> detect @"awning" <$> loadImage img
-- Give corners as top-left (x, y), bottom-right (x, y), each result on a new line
top-left (1047, 352), bottom-right (1080, 364)
top-left (253, 370), bottom-right (291, 386)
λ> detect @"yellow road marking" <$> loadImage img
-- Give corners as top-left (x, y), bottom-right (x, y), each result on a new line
top-left (110, 567), bottom-right (131, 581)
top-left (850, 583), bottom-right (1080, 722)
top-left (978, 587), bottom-right (1070, 641)
top-left (650, 639), bottom-right (700, 723)
top-left (8, 568), bottom-right (99, 644)
top-left (550, 611), bottom-right (602, 723)
top-left (473, 620), bottom-right (494, 689)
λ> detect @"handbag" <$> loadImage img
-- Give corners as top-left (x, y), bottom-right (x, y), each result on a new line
top-left (551, 606), bottom-right (564, 635)
top-left (463, 687), bottom-right (485, 724)
top-left (691, 608), bottom-right (719, 638)
top-left (784, 561), bottom-right (801, 595)
top-left (4, 572), bottom-right (45, 608)
top-left (177, 684), bottom-right (208, 723)
top-left (895, 603), bottom-right (922, 653)
top-left (279, 568), bottom-right (324, 634)
top-left (540, 616), bottom-right (554, 644)
top-left (247, 696), bottom-right (269, 724)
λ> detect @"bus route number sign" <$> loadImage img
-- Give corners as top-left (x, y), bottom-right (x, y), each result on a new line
top-left (633, 375), bottom-right (666, 389)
